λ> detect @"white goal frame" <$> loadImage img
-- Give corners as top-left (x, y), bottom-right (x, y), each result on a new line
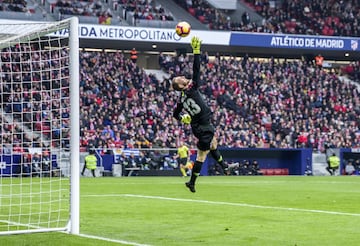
top-left (0, 17), bottom-right (79, 235)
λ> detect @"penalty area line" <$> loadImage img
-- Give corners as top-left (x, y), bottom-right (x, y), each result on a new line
top-left (120, 194), bottom-right (360, 217)
top-left (78, 233), bottom-right (152, 246)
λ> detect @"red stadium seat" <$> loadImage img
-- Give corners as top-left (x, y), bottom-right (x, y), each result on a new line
top-left (333, 17), bottom-right (340, 25)
top-left (198, 15), bottom-right (206, 23)
top-left (188, 7), bottom-right (195, 16)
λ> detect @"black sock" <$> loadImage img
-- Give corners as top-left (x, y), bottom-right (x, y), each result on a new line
top-left (210, 149), bottom-right (224, 166)
top-left (326, 167), bottom-right (333, 175)
top-left (81, 165), bottom-right (86, 175)
top-left (190, 161), bottom-right (202, 184)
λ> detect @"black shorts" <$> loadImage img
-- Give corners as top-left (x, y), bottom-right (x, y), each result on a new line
top-left (179, 157), bottom-right (187, 166)
top-left (191, 123), bottom-right (214, 151)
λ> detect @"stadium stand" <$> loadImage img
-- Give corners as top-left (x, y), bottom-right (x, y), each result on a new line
top-left (1, 0), bottom-right (359, 37)
top-left (173, 0), bottom-right (234, 30)
top-left (1, 45), bottom-right (359, 154)
top-left (51, 0), bottom-right (119, 24)
top-left (109, 0), bottom-right (177, 27)
top-left (170, 0), bottom-right (360, 36)
top-left (1, 0), bottom-right (28, 12)
top-left (242, 0), bottom-right (360, 36)
top-left (73, 50), bottom-right (360, 152)
top-left (1, 0), bottom-right (359, 171)
top-left (0, 0), bottom-right (51, 21)
top-left (1, 42), bottom-right (70, 150)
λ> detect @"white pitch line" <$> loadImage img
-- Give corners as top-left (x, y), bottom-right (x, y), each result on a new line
top-left (78, 233), bottom-right (152, 246)
top-left (0, 219), bottom-right (151, 245)
top-left (83, 194), bottom-right (360, 217)
top-left (81, 180), bottom-right (360, 186)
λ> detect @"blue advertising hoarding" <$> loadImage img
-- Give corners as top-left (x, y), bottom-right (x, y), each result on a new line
top-left (1, 18), bottom-right (358, 57)
top-left (230, 32), bottom-right (360, 52)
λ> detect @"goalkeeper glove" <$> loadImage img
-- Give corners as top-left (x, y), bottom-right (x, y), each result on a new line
top-left (180, 114), bottom-right (192, 124)
top-left (191, 36), bottom-right (202, 54)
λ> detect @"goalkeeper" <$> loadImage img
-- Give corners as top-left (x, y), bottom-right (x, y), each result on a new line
top-left (172, 36), bottom-right (227, 193)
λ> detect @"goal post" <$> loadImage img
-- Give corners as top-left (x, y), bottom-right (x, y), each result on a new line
top-left (0, 17), bottom-right (80, 235)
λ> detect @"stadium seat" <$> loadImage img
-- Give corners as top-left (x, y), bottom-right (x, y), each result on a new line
top-left (188, 7), bottom-right (195, 16)
top-left (198, 15), bottom-right (206, 23)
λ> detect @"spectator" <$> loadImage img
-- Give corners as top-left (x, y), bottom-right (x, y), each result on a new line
top-left (130, 48), bottom-right (138, 63)
top-left (162, 154), bottom-right (178, 170)
top-left (41, 151), bottom-right (51, 177)
top-left (31, 152), bottom-right (42, 177)
top-left (227, 160), bottom-right (240, 175)
top-left (250, 160), bottom-right (263, 175)
top-left (124, 153), bottom-right (140, 176)
top-left (354, 159), bottom-right (360, 173)
top-left (344, 161), bottom-right (355, 175)
top-left (239, 160), bottom-right (253, 175)
top-left (208, 160), bottom-right (225, 176)
top-left (21, 153), bottom-right (31, 177)
top-left (315, 54), bottom-right (324, 68)
top-left (242, 11), bottom-right (250, 25)
top-left (149, 150), bottom-right (162, 170)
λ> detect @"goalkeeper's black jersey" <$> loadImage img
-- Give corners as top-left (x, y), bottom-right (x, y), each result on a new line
top-left (173, 54), bottom-right (212, 125)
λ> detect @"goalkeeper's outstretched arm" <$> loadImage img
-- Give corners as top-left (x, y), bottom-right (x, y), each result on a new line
top-left (191, 36), bottom-right (202, 89)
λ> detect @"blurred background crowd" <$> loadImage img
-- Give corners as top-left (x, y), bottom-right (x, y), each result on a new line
top-left (2, 48), bottom-right (359, 154)
top-left (1, 0), bottom-right (359, 158)
top-left (1, 0), bottom-right (359, 36)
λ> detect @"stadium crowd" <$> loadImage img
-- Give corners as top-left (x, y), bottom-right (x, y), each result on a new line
top-left (1, 46), bottom-right (359, 155)
top-left (174, 0), bottom-right (360, 37)
top-left (53, 0), bottom-right (114, 24)
top-left (118, 0), bottom-right (175, 22)
top-left (1, 44), bottom-right (70, 153)
top-left (78, 50), bottom-right (359, 153)
top-left (2, 0), bottom-right (359, 37)
top-left (0, 0), bottom-right (28, 12)
top-left (54, 0), bottom-right (104, 16)
top-left (159, 52), bottom-right (360, 151)
top-left (1, 45), bottom-right (360, 157)
top-left (1, 0), bottom-right (360, 158)
top-left (243, 0), bottom-right (360, 36)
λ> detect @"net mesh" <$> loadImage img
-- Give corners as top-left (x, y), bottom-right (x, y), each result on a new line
top-left (0, 20), bottom-right (72, 233)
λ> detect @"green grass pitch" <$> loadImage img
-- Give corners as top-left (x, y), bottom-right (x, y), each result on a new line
top-left (0, 175), bottom-right (359, 245)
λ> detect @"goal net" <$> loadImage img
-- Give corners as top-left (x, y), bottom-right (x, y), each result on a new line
top-left (0, 18), bottom-right (80, 235)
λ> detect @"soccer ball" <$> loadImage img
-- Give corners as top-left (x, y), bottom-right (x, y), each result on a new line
top-left (175, 21), bottom-right (191, 38)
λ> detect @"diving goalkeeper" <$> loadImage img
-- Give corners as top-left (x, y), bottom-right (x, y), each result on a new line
top-left (172, 36), bottom-right (227, 193)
